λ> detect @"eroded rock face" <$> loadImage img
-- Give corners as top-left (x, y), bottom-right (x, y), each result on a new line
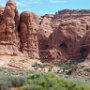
top-left (0, 0), bottom-right (20, 55)
top-left (48, 17), bottom-right (90, 61)
top-left (40, 13), bottom-right (90, 62)
top-left (38, 14), bottom-right (54, 61)
top-left (0, 7), bottom-right (4, 23)
top-left (1, 1), bottom-right (90, 62)
top-left (20, 11), bottom-right (39, 59)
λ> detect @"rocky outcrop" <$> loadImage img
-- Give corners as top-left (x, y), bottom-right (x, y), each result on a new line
top-left (0, 7), bottom-right (4, 22)
top-left (39, 12), bottom-right (90, 62)
top-left (20, 11), bottom-right (39, 59)
top-left (72, 61), bottom-right (90, 76)
top-left (0, 0), bottom-right (19, 55)
top-left (1, 1), bottom-right (90, 62)
top-left (47, 16), bottom-right (90, 61)
top-left (56, 9), bottom-right (90, 15)
top-left (0, 0), bottom-right (40, 59)
top-left (38, 14), bottom-right (54, 61)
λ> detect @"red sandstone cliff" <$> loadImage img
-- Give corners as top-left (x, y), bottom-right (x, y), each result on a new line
top-left (39, 10), bottom-right (90, 62)
top-left (20, 11), bottom-right (39, 59)
top-left (0, 0), bottom-right (20, 55)
top-left (0, 1), bottom-right (90, 62)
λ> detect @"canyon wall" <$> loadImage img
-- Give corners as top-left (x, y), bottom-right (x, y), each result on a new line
top-left (0, 1), bottom-right (90, 62)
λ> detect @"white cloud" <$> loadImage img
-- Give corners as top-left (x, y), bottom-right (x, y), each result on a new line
top-left (0, 0), bottom-right (41, 7)
top-left (15, 0), bottom-right (41, 7)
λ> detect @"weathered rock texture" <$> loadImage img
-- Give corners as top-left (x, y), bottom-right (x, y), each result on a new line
top-left (48, 19), bottom-right (89, 61)
top-left (20, 11), bottom-right (39, 59)
top-left (39, 10), bottom-right (90, 62)
top-left (0, 0), bottom-right (40, 59)
top-left (1, 1), bottom-right (90, 62)
top-left (38, 14), bottom-right (54, 60)
top-left (0, 0), bottom-right (19, 55)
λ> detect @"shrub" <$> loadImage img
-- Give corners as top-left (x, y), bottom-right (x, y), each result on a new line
top-left (9, 76), bottom-right (27, 87)
top-left (21, 72), bottom-right (90, 90)
top-left (0, 68), bottom-right (90, 90)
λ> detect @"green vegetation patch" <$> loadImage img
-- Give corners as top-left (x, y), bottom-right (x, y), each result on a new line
top-left (0, 68), bottom-right (90, 90)
top-left (21, 72), bottom-right (90, 90)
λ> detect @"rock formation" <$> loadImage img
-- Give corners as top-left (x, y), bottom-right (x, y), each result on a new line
top-left (47, 15), bottom-right (90, 61)
top-left (20, 11), bottom-right (39, 59)
top-left (0, 0), bottom-right (19, 55)
top-left (1, 1), bottom-right (90, 62)
top-left (38, 14), bottom-right (54, 61)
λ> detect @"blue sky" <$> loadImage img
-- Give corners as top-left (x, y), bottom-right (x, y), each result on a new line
top-left (0, 0), bottom-right (90, 16)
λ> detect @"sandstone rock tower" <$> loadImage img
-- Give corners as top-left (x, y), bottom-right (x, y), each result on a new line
top-left (0, 0), bottom-right (40, 58)
top-left (0, 0), bottom-right (19, 55)
top-left (20, 11), bottom-right (39, 59)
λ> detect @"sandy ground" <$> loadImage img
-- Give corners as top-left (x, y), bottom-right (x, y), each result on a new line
top-left (0, 55), bottom-right (42, 70)
top-left (0, 55), bottom-right (60, 72)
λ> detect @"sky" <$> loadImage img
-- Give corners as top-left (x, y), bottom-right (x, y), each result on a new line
top-left (0, 0), bottom-right (90, 16)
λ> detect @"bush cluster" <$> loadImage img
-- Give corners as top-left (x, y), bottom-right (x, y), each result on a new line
top-left (21, 72), bottom-right (90, 90)
top-left (0, 68), bottom-right (90, 90)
